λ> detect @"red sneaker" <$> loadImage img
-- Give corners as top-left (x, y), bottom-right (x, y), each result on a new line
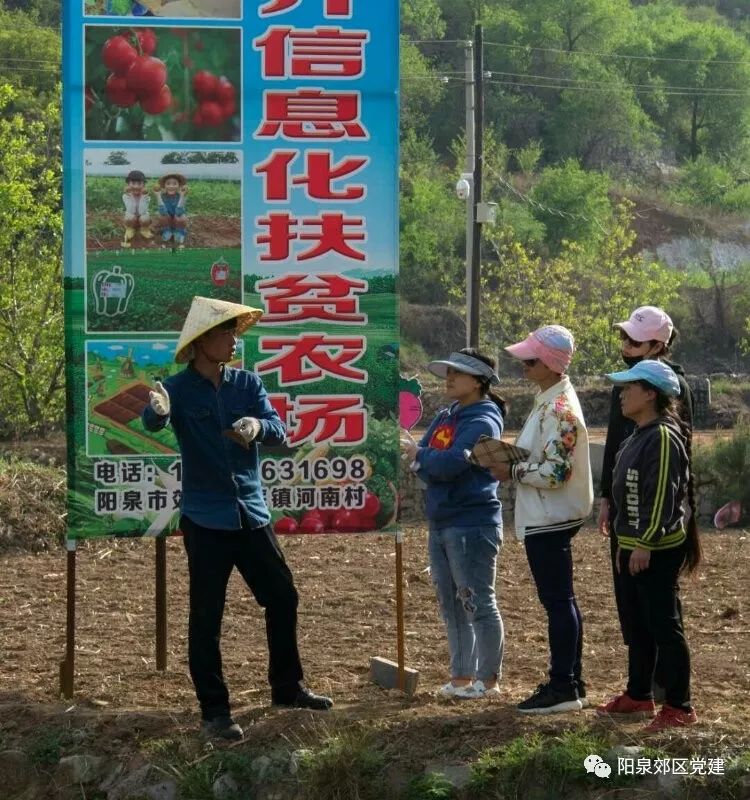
top-left (596, 692), bottom-right (657, 719)
top-left (644, 704), bottom-right (697, 732)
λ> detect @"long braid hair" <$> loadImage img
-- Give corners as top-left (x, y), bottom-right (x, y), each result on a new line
top-left (655, 392), bottom-right (702, 574)
top-left (459, 347), bottom-right (508, 419)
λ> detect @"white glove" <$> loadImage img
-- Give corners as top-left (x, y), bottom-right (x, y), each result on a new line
top-left (232, 416), bottom-right (261, 444)
top-left (149, 381), bottom-right (170, 416)
top-left (399, 430), bottom-right (418, 461)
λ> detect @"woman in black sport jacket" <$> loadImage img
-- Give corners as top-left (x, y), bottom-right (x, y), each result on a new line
top-left (595, 359), bottom-right (701, 732)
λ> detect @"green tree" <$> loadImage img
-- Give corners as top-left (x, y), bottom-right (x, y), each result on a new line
top-left (571, 201), bottom-right (681, 373)
top-left (445, 199), bottom-right (678, 374)
top-left (530, 160), bottom-right (612, 253)
top-left (645, 13), bottom-right (750, 161)
top-left (400, 0), bottom-right (448, 136)
top-left (472, 230), bottom-right (578, 351)
top-left (399, 131), bottom-right (463, 303)
top-left (513, 0), bottom-right (633, 53)
top-left (3, 1), bottom-right (59, 28)
top-left (546, 59), bottom-right (659, 167)
top-left (0, 85), bottom-right (63, 432)
top-left (104, 150), bottom-right (130, 166)
top-left (0, 6), bottom-right (60, 118)
top-left (402, 0), bottom-right (446, 39)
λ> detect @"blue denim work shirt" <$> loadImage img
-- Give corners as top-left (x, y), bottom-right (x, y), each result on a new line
top-left (142, 365), bottom-right (286, 530)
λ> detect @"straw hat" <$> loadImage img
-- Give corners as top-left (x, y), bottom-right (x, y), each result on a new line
top-left (158, 173), bottom-right (187, 189)
top-left (175, 296), bottom-right (263, 363)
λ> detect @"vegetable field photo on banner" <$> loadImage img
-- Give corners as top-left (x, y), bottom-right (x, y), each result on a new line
top-left (84, 148), bottom-right (242, 332)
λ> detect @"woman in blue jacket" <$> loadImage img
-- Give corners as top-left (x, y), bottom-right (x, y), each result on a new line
top-left (402, 348), bottom-right (506, 699)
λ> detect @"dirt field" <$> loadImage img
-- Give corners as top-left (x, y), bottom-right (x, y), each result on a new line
top-left (86, 214), bottom-right (241, 251)
top-left (0, 525), bottom-right (747, 771)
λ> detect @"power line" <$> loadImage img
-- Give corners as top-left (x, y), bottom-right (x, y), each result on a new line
top-left (485, 77), bottom-right (747, 98)
top-left (487, 70), bottom-right (747, 95)
top-left (484, 39), bottom-right (750, 67)
top-left (407, 38), bottom-right (465, 45)
top-left (402, 70), bottom-right (747, 96)
top-left (0, 57), bottom-right (59, 65)
top-left (0, 67), bottom-right (59, 74)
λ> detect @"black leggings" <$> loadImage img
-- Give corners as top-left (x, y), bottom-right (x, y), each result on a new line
top-left (524, 526), bottom-right (584, 691)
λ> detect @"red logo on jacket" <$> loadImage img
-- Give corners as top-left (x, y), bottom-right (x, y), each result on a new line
top-left (429, 423), bottom-right (455, 450)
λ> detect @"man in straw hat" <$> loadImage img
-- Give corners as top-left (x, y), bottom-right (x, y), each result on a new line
top-left (143, 297), bottom-right (333, 741)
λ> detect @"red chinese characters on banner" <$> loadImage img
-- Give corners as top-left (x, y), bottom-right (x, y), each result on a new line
top-left (256, 89), bottom-right (368, 140)
top-left (255, 27), bottom-right (369, 79)
top-left (259, 0), bottom-right (352, 17)
top-left (256, 273), bottom-right (368, 324)
top-left (257, 334), bottom-right (367, 385)
top-left (255, 150), bottom-right (368, 202)
top-left (256, 212), bottom-right (366, 262)
top-left (269, 393), bottom-right (366, 446)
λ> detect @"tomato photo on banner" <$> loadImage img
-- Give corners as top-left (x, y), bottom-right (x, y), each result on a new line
top-left (84, 26), bottom-right (241, 142)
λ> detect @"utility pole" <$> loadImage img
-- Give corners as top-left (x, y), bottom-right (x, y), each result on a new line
top-left (463, 38), bottom-right (475, 348)
top-left (469, 23), bottom-right (484, 349)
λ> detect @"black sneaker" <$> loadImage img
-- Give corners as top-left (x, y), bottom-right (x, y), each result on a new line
top-left (517, 683), bottom-right (582, 715)
top-left (272, 686), bottom-right (333, 711)
top-left (576, 680), bottom-right (590, 709)
top-left (200, 715), bottom-right (243, 741)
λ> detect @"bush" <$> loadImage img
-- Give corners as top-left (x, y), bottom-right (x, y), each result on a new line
top-left (530, 160), bottom-right (612, 253)
top-left (692, 421), bottom-right (750, 521)
top-left (514, 140), bottom-right (543, 176)
top-left (721, 182), bottom-right (750, 212)
top-left (403, 772), bottom-right (455, 799)
top-left (496, 200), bottom-right (546, 249)
top-left (669, 157), bottom-right (734, 207)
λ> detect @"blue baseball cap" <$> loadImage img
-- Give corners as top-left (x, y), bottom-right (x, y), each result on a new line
top-left (606, 360), bottom-right (680, 397)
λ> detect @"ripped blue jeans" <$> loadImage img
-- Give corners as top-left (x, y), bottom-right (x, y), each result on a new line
top-left (428, 524), bottom-right (504, 682)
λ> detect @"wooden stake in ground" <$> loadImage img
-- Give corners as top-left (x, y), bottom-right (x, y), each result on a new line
top-left (59, 539), bottom-right (77, 699)
top-left (370, 530), bottom-right (419, 695)
top-left (155, 536), bottom-right (168, 671)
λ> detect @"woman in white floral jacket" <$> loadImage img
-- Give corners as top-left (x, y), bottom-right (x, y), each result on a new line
top-left (491, 325), bottom-right (593, 715)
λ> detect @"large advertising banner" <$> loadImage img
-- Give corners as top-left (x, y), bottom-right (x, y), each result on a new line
top-left (63, 0), bottom-right (399, 539)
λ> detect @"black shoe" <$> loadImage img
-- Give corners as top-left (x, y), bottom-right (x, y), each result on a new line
top-left (201, 715), bottom-right (243, 741)
top-left (517, 683), bottom-right (582, 715)
top-left (576, 679), bottom-right (590, 709)
top-left (272, 686), bottom-right (333, 711)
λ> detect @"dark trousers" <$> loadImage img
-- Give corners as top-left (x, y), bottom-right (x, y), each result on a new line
top-left (609, 523), bottom-right (631, 645)
top-left (617, 545), bottom-right (691, 710)
top-left (181, 513), bottom-right (304, 719)
top-left (524, 527), bottom-right (583, 691)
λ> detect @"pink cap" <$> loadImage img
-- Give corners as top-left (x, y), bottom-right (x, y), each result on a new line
top-left (614, 306), bottom-right (673, 344)
top-left (505, 325), bottom-right (575, 374)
